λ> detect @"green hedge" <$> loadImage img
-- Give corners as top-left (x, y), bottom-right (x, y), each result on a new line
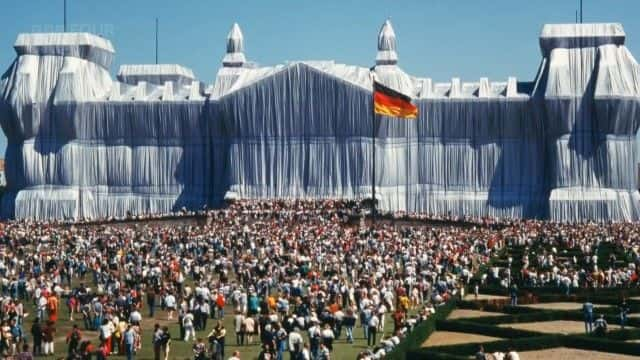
top-left (436, 319), bottom-right (541, 338)
top-left (452, 307), bottom-right (640, 328)
top-left (479, 284), bottom-right (640, 299)
top-left (410, 308), bottom-right (640, 359)
top-left (386, 300), bottom-right (456, 360)
top-left (414, 335), bottom-right (563, 357)
top-left (600, 327), bottom-right (640, 341)
top-left (414, 333), bottom-right (640, 358)
top-left (564, 335), bottom-right (640, 356)
top-left (406, 351), bottom-right (467, 360)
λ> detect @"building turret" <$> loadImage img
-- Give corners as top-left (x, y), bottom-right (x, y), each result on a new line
top-left (376, 20), bottom-right (398, 65)
top-left (223, 23), bottom-right (246, 67)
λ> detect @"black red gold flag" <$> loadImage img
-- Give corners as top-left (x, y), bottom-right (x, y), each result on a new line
top-left (373, 81), bottom-right (418, 119)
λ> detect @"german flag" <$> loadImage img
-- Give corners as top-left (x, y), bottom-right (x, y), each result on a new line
top-left (373, 81), bottom-right (418, 119)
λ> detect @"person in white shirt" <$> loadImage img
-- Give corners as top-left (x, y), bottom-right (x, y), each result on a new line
top-left (320, 324), bottom-right (335, 352)
top-left (164, 293), bottom-right (176, 320)
top-left (228, 350), bottom-right (241, 360)
top-left (377, 304), bottom-right (387, 331)
top-left (200, 301), bottom-right (210, 330)
top-left (242, 316), bottom-right (256, 345)
top-left (129, 309), bottom-right (142, 325)
top-left (99, 320), bottom-right (114, 354)
top-left (300, 343), bottom-right (312, 360)
top-left (506, 349), bottom-right (520, 360)
top-left (288, 327), bottom-right (304, 358)
top-left (492, 352), bottom-right (506, 360)
top-left (182, 311), bottom-right (195, 341)
top-left (37, 293), bottom-right (47, 320)
top-left (234, 311), bottom-right (245, 345)
top-left (367, 313), bottom-right (380, 346)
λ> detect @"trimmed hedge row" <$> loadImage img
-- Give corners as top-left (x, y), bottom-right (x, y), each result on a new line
top-left (386, 300), bottom-right (456, 360)
top-left (406, 351), bottom-right (467, 360)
top-left (450, 306), bottom-right (640, 329)
top-left (415, 335), bottom-right (564, 357)
top-left (601, 327), bottom-right (640, 341)
top-left (563, 334), bottom-right (640, 357)
top-left (412, 302), bottom-right (640, 359)
top-left (414, 332), bottom-right (640, 358)
top-left (465, 309), bottom-right (589, 325)
top-left (436, 319), bottom-right (541, 338)
top-left (479, 284), bottom-right (640, 298)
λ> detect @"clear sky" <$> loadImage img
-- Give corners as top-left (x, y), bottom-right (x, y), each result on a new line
top-left (0, 0), bottom-right (639, 152)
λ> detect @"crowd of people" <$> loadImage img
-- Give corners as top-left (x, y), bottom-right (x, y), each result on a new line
top-left (494, 221), bottom-right (640, 292)
top-left (0, 200), bottom-right (633, 359)
top-left (0, 200), bottom-right (494, 359)
top-left (475, 345), bottom-right (520, 360)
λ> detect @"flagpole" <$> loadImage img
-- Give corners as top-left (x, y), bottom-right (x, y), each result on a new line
top-left (155, 18), bottom-right (159, 65)
top-left (372, 85), bottom-right (376, 225)
top-left (64, 0), bottom-right (67, 32)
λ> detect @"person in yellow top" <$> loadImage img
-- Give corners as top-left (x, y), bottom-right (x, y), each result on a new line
top-left (398, 295), bottom-right (410, 314)
top-left (116, 319), bottom-right (127, 355)
top-left (47, 295), bottom-right (59, 323)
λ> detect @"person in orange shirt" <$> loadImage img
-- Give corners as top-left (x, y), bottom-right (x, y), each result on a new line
top-left (267, 295), bottom-right (276, 311)
top-left (329, 302), bottom-right (340, 314)
top-left (47, 295), bottom-right (59, 323)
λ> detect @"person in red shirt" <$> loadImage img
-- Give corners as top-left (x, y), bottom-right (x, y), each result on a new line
top-left (393, 310), bottom-right (405, 333)
top-left (216, 293), bottom-right (226, 319)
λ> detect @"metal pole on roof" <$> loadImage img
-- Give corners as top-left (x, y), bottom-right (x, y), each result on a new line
top-left (367, 67), bottom-right (377, 228)
top-left (64, 0), bottom-right (67, 32)
top-left (155, 18), bottom-right (159, 64)
top-left (580, 0), bottom-right (583, 23)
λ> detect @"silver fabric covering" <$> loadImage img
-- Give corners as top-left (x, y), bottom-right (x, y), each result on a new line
top-left (1, 23), bottom-right (639, 221)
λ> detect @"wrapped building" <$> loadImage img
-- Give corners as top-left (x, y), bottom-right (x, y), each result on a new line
top-left (0, 21), bottom-right (639, 221)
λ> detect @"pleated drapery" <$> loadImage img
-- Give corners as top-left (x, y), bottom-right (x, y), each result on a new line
top-left (1, 25), bottom-right (640, 222)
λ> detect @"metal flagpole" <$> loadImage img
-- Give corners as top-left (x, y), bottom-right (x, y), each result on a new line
top-left (372, 90), bottom-right (376, 222)
top-left (370, 70), bottom-right (377, 226)
top-left (64, 0), bottom-right (67, 32)
top-left (155, 18), bottom-right (159, 64)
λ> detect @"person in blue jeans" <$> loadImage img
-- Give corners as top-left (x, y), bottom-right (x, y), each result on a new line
top-left (361, 307), bottom-right (371, 340)
top-left (93, 301), bottom-right (103, 331)
top-left (619, 298), bottom-right (630, 330)
top-left (509, 283), bottom-right (518, 306)
top-left (275, 323), bottom-right (288, 360)
top-left (343, 310), bottom-right (356, 344)
top-left (124, 325), bottom-right (136, 360)
top-left (583, 300), bottom-right (594, 333)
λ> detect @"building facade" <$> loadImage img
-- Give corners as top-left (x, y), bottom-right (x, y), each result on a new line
top-left (0, 22), bottom-right (639, 221)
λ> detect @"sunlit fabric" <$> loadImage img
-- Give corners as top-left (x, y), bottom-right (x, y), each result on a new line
top-left (0, 23), bottom-right (639, 221)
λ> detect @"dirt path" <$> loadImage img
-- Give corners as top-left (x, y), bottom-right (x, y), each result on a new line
top-left (498, 320), bottom-right (628, 335)
top-left (423, 331), bottom-right (503, 347)
top-left (447, 309), bottom-right (504, 320)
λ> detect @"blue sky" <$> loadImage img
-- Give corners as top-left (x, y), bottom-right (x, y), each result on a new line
top-left (0, 0), bottom-right (639, 152)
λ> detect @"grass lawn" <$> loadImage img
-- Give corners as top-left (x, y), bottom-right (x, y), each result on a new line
top-left (23, 298), bottom-right (398, 359)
